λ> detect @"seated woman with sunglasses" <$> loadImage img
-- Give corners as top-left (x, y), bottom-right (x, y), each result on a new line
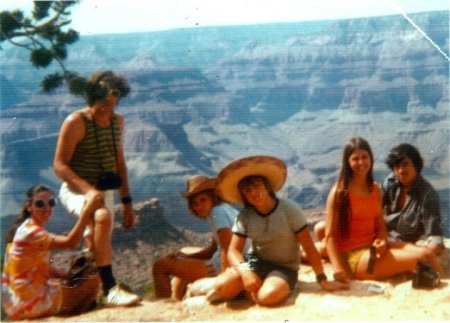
top-left (2, 185), bottom-right (100, 320)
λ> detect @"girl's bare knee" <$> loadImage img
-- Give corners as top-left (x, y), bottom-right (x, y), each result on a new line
top-left (213, 274), bottom-right (229, 294)
top-left (257, 284), bottom-right (289, 306)
top-left (213, 270), bottom-right (241, 298)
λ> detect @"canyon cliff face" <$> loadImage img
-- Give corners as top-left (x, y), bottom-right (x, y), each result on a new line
top-left (0, 11), bottom-right (448, 234)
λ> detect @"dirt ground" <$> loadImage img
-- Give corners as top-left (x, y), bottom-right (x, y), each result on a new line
top-left (12, 230), bottom-right (450, 322)
top-left (30, 260), bottom-right (450, 322)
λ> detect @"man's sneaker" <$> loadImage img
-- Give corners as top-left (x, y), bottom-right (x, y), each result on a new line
top-left (104, 285), bottom-right (142, 307)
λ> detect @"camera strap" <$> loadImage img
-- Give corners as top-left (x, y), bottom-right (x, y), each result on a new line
top-left (92, 116), bottom-right (119, 172)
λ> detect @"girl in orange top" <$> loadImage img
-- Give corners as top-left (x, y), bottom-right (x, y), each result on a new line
top-left (2, 185), bottom-right (100, 320)
top-left (334, 185), bottom-right (382, 253)
top-left (324, 137), bottom-right (442, 282)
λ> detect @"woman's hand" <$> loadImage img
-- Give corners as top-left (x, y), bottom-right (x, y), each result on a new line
top-left (84, 188), bottom-right (104, 211)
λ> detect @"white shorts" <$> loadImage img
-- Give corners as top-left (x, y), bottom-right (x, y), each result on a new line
top-left (59, 182), bottom-right (115, 236)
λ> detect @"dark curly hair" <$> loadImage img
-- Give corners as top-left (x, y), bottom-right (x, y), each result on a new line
top-left (385, 143), bottom-right (423, 173)
top-left (85, 70), bottom-right (130, 106)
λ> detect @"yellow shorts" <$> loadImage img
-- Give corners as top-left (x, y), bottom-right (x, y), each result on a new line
top-left (347, 247), bottom-right (370, 273)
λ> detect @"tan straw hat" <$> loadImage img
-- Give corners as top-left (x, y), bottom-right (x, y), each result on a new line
top-left (181, 175), bottom-right (216, 198)
top-left (216, 155), bottom-right (287, 204)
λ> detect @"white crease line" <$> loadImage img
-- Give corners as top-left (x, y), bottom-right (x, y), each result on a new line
top-left (385, 0), bottom-right (450, 62)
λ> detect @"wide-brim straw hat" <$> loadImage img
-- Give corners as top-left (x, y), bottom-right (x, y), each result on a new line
top-left (181, 175), bottom-right (216, 198)
top-left (216, 155), bottom-right (287, 205)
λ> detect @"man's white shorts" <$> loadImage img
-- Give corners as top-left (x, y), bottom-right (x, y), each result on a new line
top-left (59, 182), bottom-right (115, 236)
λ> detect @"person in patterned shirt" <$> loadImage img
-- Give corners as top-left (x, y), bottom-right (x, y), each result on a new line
top-left (2, 185), bottom-right (100, 320)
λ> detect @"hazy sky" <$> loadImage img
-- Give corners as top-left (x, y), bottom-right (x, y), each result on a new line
top-left (1, 0), bottom-right (449, 35)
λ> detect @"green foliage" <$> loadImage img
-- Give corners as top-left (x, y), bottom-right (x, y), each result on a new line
top-left (32, 1), bottom-right (53, 20)
top-left (0, 10), bottom-right (24, 37)
top-left (57, 29), bottom-right (78, 44)
top-left (30, 47), bottom-right (54, 67)
top-left (0, 1), bottom-right (87, 95)
top-left (42, 73), bottom-right (64, 92)
top-left (66, 72), bottom-right (88, 95)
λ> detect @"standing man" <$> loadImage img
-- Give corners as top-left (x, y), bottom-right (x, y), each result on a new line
top-left (54, 70), bottom-right (141, 306)
top-left (383, 143), bottom-right (444, 255)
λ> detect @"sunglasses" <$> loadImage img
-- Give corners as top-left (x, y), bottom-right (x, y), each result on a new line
top-left (109, 89), bottom-right (121, 98)
top-left (33, 198), bottom-right (57, 208)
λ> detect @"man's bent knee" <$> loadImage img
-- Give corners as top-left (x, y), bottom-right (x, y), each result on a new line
top-left (94, 208), bottom-right (113, 225)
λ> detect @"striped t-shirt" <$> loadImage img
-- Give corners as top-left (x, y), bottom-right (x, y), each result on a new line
top-left (69, 111), bottom-right (121, 184)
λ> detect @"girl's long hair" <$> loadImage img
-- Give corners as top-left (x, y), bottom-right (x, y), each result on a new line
top-left (335, 137), bottom-right (374, 239)
top-left (5, 184), bottom-right (53, 244)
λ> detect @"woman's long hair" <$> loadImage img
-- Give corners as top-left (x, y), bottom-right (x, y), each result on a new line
top-left (5, 185), bottom-right (53, 244)
top-left (335, 137), bottom-right (374, 239)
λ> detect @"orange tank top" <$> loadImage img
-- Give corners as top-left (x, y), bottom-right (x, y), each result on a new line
top-left (335, 185), bottom-right (382, 252)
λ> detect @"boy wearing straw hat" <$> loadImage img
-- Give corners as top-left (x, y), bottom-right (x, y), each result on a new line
top-left (153, 175), bottom-right (238, 300)
top-left (208, 156), bottom-right (348, 306)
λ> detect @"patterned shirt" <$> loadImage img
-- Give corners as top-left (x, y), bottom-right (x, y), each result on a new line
top-left (2, 219), bottom-right (62, 319)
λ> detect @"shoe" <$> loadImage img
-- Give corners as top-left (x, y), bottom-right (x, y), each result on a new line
top-left (103, 285), bottom-right (142, 307)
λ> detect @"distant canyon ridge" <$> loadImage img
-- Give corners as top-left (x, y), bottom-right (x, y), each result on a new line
top-left (0, 11), bottom-right (448, 234)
